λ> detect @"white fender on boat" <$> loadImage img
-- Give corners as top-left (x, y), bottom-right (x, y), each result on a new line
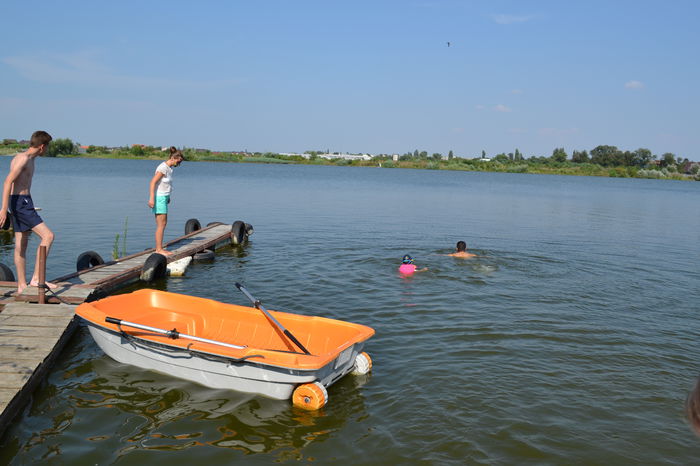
top-left (352, 352), bottom-right (373, 375)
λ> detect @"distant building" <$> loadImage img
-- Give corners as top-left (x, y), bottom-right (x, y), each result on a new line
top-left (319, 153), bottom-right (372, 161)
top-left (279, 152), bottom-right (310, 159)
top-left (392, 154), bottom-right (399, 162)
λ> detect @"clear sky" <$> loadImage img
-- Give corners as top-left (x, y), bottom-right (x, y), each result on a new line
top-left (2, 1), bottom-right (698, 158)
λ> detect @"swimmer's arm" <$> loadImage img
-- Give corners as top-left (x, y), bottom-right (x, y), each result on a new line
top-left (415, 267), bottom-right (429, 272)
top-left (148, 171), bottom-right (164, 208)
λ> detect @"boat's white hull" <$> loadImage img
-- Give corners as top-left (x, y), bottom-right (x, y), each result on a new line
top-left (86, 323), bottom-right (365, 400)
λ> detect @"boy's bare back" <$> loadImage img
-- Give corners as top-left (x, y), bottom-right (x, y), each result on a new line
top-left (8, 152), bottom-right (36, 195)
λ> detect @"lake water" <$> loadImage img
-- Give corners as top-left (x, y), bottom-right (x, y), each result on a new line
top-left (0, 157), bottom-right (699, 464)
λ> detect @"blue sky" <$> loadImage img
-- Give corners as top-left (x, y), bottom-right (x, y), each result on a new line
top-left (2, 1), bottom-right (698, 158)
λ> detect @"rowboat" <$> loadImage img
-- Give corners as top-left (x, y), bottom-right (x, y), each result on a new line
top-left (75, 286), bottom-right (374, 409)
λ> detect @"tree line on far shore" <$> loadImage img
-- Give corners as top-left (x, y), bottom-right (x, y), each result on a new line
top-left (2, 138), bottom-right (698, 179)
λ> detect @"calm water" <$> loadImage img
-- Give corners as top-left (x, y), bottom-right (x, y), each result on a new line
top-left (0, 157), bottom-right (699, 464)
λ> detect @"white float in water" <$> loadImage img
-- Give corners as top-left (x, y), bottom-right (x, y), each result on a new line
top-left (166, 256), bottom-right (192, 276)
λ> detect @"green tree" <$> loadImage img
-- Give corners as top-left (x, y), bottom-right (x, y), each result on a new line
top-left (130, 145), bottom-right (145, 156)
top-left (661, 152), bottom-right (676, 167)
top-left (590, 145), bottom-right (621, 166)
top-left (571, 150), bottom-right (589, 163)
top-left (46, 138), bottom-right (76, 157)
top-left (448, 150), bottom-right (454, 160)
top-left (413, 149), bottom-right (419, 158)
top-left (514, 148), bottom-right (522, 161)
top-left (419, 151), bottom-right (428, 159)
top-left (431, 153), bottom-right (442, 160)
top-left (631, 148), bottom-right (653, 167)
top-left (481, 150), bottom-right (486, 158)
top-left (493, 153), bottom-right (509, 163)
top-left (551, 147), bottom-right (568, 163)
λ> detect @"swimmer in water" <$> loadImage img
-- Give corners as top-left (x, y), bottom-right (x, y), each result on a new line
top-left (447, 241), bottom-right (476, 259)
top-left (398, 255), bottom-right (428, 275)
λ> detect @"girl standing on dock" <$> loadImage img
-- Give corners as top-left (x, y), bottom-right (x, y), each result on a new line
top-left (148, 147), bottom-right (184, 255)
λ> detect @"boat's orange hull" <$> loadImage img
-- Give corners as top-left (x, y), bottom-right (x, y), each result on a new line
top-left (76, 289), bottom-right (374, 371)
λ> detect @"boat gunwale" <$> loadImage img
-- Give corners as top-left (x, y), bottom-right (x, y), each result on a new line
top-left (76, 290), bottom-right (375, 371)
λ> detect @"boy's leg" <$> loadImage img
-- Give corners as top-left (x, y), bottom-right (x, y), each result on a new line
top-left (155, 214), bottom-right (171, 255)
top-left (28, 222), bottom-right (57, 289)
top-left (14, 230), bottom-right (31, 293)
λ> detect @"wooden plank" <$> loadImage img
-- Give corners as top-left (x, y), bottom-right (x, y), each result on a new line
top-left (0, 325), bottom-right (70, 338)
top-left (1, 304), bottom-right (75, 318)
top-left (50, 223), bottom-right (229, 283)
top-left (0, 372), bottom-right (32, 389)
top-left (0, 315), bottom-right (75, 327)
top-left (0, 389), bottom-right (18, 405)
top-left (0, 307), bottom-right (77, 438)
top-left (0, 359), bottom-right (40, 375)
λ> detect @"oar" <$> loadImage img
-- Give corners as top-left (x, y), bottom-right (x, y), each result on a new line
top-left (105, 317), bottom-right (247, 351)
top-left (234, 282), bottom-right (312, 355)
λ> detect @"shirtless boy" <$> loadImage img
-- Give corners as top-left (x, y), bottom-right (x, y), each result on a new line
top-left (0, 131), bottom-right (57, 293)
top-left (447, 241), bottom-right (476, 258)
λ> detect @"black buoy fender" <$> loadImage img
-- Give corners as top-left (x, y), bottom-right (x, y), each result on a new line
top-left (0, 263), bottom-right (15, 282)
top-left (192, 249), bottom-right (215, 261)
top-left (140, 253), bottom-right (167, 282)
top-left (185, 218), bottom-right (202, 235)
top-left (76, 251), bottom-right (105, 272)
top-left (231, 221), bottom-right (247, 245)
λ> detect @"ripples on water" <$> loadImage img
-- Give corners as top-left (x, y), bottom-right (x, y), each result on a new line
top-left (1, 159), bottom-right (699, 464)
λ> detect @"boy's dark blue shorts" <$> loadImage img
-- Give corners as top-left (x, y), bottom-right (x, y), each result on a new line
top-left (10, 195), bottom-right (43, 232)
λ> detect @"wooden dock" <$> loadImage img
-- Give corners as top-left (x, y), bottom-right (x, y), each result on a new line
top-left (0, 302), bottom-right (77, 437)
top-left (0, 222), bottom-right (237, 304)
top-left (0, 220), bottom-right (248, 439)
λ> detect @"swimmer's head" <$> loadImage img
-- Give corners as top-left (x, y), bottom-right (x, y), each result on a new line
top-left (456, 241), bottom-right (467, 252)
top-left (402, 255), bottom-right (414, 264)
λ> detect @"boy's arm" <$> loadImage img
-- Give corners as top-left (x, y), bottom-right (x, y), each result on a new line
top-left (0, 157), bottom-right (27, 226)
top-left (148, 172), bottom-right (164, 208)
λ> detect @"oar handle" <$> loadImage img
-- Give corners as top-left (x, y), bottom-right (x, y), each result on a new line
top-left (234, 282), bottom-right (312, 355)
top-left (235, 282), bottom-right (260, 306)
top-left (105, 316), bottom-right (246, 350)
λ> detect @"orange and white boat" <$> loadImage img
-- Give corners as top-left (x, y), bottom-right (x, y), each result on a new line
top-left (75, 286), bottom-right (374, 409)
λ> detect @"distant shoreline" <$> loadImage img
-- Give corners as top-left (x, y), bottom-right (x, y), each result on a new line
top-left (0, 148), bottom-right (697, 181)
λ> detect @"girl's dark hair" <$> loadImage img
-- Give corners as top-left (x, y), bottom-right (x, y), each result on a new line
top-left (169, 146), bottom-right (184, 159)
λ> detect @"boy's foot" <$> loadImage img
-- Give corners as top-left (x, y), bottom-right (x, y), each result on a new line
top-left (17, 283), bottom-right (28, 294)
top-left (29, 280), bottom-right (58, 290)
top-left (156, 249), bottom-right (173, 256)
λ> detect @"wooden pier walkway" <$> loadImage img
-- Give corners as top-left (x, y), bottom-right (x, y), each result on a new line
top-left (0, 302), bottom-right (77, 437)
top-left (0, 220), bottom-right (248, 439)
top-left (0, 222), bottom-right (237, 304)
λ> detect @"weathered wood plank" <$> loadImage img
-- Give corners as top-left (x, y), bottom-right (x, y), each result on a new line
top-left (0, 325), bottom-right (71, 338)
top-left (0, 315), bottom-right (74, 327)
top-left (0, 310), bottom-right (77, 438)
top-left (0, 359), bottom-right (40, 375)
top-left (0, 304), bottom-right (75, 318)
top-left (0, 371), bottom-right (33, 388)
top-left (0, 389), bottom-right (18, 405)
